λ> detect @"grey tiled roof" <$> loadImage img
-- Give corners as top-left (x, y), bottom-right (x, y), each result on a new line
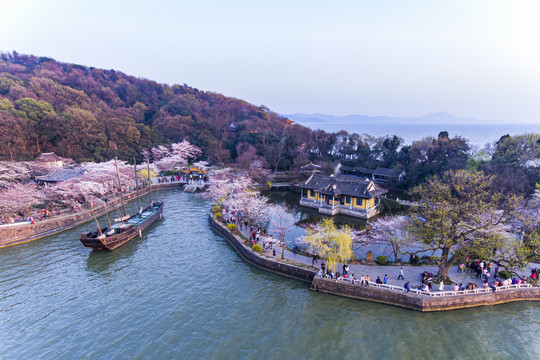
top-left (297, 173), bottom-right (387, 199)
top-left (35, 152), bottom-right (62, 162)
top-left (35, 168), bottom-right (86, 182)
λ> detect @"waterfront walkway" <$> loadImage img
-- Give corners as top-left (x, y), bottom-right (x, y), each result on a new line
top-left (234, 222), bottom-right (535, 292)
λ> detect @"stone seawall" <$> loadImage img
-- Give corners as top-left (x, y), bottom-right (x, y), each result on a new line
top-left (311, 277), bottom-right (540, 312)
top-left (208, 215), bottom-right (317, 283)
top-left (211, 213), bottom-right (540, 312)
top-left (0, 189), bottom-right (152, 248)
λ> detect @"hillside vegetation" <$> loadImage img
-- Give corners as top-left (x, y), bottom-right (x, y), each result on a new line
top-left (1, 52), bottom-right (539, 195)
top-left (0, 52), bottom-right (309, 167)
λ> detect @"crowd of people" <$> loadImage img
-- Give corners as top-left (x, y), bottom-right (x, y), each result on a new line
top-left (222, 206), bottom-right (272, 251)
top-left (156, 173), bottom-right (207, 184)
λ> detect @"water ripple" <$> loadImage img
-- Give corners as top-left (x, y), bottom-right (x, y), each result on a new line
top-left (1, 189), bottom-right (540, 359)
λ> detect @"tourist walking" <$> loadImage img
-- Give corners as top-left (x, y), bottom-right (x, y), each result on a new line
top-left (293, 244), bottom-right (297, 256)
top-left (439, 280), bottom-right (444, 291)
top-left (321, 261), bottom-right (326, 273)
top-left (273, 249), bottom-right (276, 259)
top-left (398, 267), bottom-right (404, 280)
top-left (383, 274), bottom-right (388, 284)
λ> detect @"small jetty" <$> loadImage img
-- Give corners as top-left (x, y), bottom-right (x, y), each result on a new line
top-left (183, 183), bottom-right (206, 193)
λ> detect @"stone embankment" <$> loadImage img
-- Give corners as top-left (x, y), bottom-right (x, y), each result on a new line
top-left (208, 215), bottom-right (317, 283)
top-left (0, 189), bottom-right (154, 248)
top-left (0, 179), bottom-right (193, 249)
top-left (210, 215), bottom-right (540, 312)
top-left (310, 277), bottom-right (540, 312)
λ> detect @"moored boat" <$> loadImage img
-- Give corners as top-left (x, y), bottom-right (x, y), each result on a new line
top-left (79, 155), bottom-right (163, 250)
top-left (79, 202), bottom-right (163, 250)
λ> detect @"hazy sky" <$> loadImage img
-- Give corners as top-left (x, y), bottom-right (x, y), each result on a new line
top-left (1, 0), bottom-right (539, 122)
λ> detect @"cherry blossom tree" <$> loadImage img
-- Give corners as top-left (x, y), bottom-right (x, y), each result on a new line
top-left (0, 161), bottom-right (48, 189)
top-left (152, 140), bottom-right (201, 171)
top-left (358, 216), bottom-right (411, 263)
top-left (46, 179), bottom-right (109, 208)
top-left (245, 193), bottom-right (270, 228)
top-left (0, 183), bottom-right (45, 220)
top-left (0, 161), bottom-right (32, 189)
top-left (204, 171), bottom-right (253, 209)
top-left (192, 161), bottom-right (209, 170)
top-left (268, 204), bottom-right (296, 258)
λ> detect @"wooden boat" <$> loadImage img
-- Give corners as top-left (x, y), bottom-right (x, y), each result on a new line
top-left (80, 155), bottom-right (163, 250)
top-left (79, 202), bottom-right (163, 250)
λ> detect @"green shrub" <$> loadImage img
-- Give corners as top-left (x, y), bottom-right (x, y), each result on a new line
top-left (227, 223), bottom-right (237, 231)
top-left (252, 243), bottom-right (263, 253)
top-left (499, 270), bottom-right (512, 279)
top-left (379, 197), bottom-right (404, 212)
top-left (211, 206), bottom-right (221, 214)
top-left (214, 212), bottom-right (222, 219)
top-left (375, 255), bottom-right (388, 265)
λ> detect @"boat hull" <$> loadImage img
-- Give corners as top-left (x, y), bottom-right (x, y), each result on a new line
top-left (79, 202), bottom-right (164, 250)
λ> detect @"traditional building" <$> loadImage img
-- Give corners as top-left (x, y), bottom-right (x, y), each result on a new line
top-left (340, 165), bottom-right (404, 184)
top-left (35, 152), bottom-right (64, 168)
top-left (182, 166), bottom-right (208, 180)
top-left (297, 173), bottom-right (388, 219)
top-left (35, 168), bottom-right (87, 185)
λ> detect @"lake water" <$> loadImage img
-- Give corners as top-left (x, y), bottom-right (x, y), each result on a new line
top-left (2, 189), bottom-right (540, 359)
top-left (296, 121), bottom-right (540, 147)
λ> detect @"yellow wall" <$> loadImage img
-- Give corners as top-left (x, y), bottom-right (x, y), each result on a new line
top-left (306, 190), bottom-right (316, 200)
top-left (352, 197), bottom-right (363, 208)
top-left (303, 188), bottom-right (377, 209)
top-left (350, 197), bottom-right (376, 209)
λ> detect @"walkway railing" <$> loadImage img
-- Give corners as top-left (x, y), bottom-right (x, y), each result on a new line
top-left (317, 274), bottom-right (536, 297)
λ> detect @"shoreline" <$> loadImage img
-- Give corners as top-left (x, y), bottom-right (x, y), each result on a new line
top-left (0, 181), bottom-right (184, 249)
top-left (209, 214), bottom-right (540, 312)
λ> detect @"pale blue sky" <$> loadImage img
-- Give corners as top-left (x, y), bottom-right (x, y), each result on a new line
top-left (1, 0), bottom-right (539, 122)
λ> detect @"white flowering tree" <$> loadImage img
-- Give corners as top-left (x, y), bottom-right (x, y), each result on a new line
top-left (46, 179), bottom-right (110, 208)
top-left (0, 183), bottom-right (45, 220)
top-left (0, 161), bottom-right (48, 189)
top-left (204, 171), bottom-right (254, 210)
top-left (245, 193), bottom-right (270, 228)
top-left (152, 140), bottom-right (201, 172)
top-left (358, 216), bottom-right (411, 263)
top-left (268, 204), bottom-right (296, 258)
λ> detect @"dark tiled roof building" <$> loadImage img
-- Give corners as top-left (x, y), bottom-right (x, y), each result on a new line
top-left (35, 168), bottom-right (86, 183)
top-left (296, 173), bottom-right (388, 219)
top-left (34, 152), bottom-right (63, 168)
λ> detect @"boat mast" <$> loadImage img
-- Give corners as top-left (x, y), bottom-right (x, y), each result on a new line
top-left (90, 204), bottom-right (103, 236)
top-left (114, 157), bottom-right (128, 217)
top-left (146, 153), bottom-right (153, 206)
top-left (134, 156), bottom-right (141, 212)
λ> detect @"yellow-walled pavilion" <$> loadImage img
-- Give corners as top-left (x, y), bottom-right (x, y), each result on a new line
top-left (296, 173), bottom-right (388, 219)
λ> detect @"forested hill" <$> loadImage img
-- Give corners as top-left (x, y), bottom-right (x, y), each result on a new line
top-left (1, 52), bottom-right (539, 196)
top-left (0, 52), bottom-right (307, 165)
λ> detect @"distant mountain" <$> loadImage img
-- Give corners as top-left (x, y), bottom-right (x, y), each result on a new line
top-left (288, 111), bottom-right (501, 125)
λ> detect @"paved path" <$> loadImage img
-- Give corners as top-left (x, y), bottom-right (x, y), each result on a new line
top-left (231, 218), bottom-right (535, 292)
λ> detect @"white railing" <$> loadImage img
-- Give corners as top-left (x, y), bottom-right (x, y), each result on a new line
top-left (317, 274), bottom-right (535, 297)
